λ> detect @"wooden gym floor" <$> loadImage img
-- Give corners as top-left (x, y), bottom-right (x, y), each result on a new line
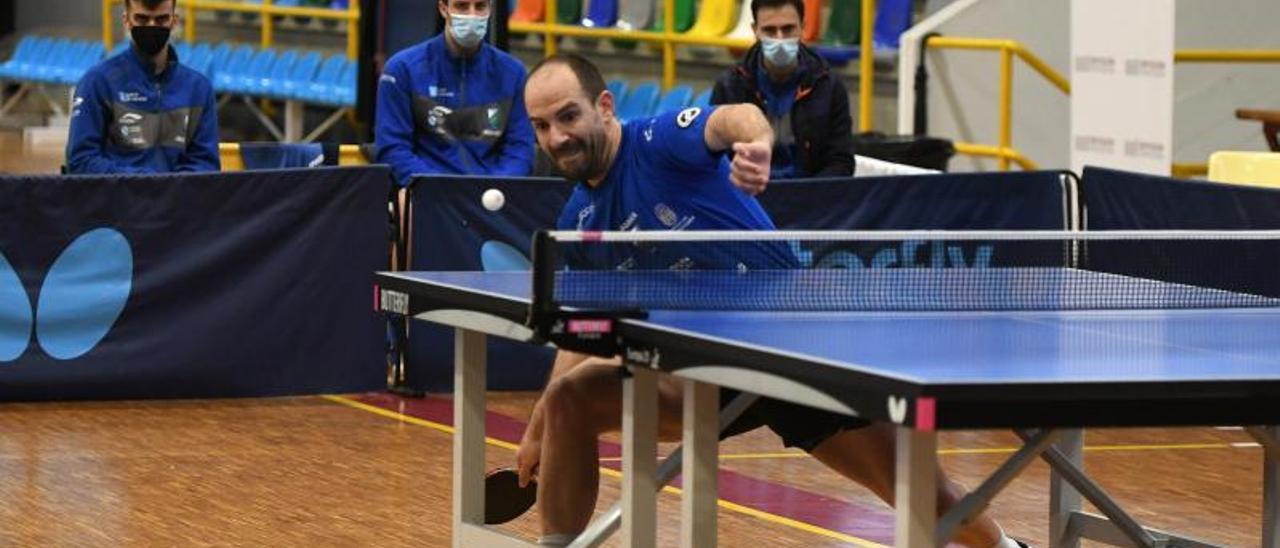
top-left (0, 393), bottom-right (1265, 546)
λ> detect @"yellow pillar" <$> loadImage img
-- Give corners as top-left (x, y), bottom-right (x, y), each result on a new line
top-left (262, 0), bottom-right (274, 50)
top-left (103, 0), bottom-right (115, 49)
top-left (998, 45), bottom-right (1013, 171)
top-left (185, 0), bottom-right (197, 43)
top-left (346, 0), bottom-right (359, 59)
top-left (858, 0), bottom-right (876, 132)
top-left (662, 0), bottom-right (676, 90)
top-left (544, 0), bottom-right (557, 57)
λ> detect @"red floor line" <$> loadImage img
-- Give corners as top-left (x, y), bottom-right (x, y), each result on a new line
top-left (353, 392), bottom-right (894, 543)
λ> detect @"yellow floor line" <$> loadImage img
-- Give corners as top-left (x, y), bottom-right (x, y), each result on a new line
top-left (321, 394), bottom-right (521, 451)
top-left (595, 441), bottom-right (1241, 463)
top-left (322, 395), bottom-right (885, 546)
top-left (633, 441), bottom-right (1242, 462)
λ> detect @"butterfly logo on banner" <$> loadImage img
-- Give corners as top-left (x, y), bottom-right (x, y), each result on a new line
top-left (0, 228), bottom-right (133, 362)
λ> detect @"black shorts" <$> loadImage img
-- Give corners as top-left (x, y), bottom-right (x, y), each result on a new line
top-left (717, 388), bottom-right (871, 452)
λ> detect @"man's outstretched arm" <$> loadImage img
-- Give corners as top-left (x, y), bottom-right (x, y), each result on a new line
top-left (704, 104), bottom-right (775, 194)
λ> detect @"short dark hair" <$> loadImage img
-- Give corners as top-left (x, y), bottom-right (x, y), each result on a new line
top-left (750, 0), bottom-right (804, 22)
top-left (126, 0), bottom-right (175, 12)
top-left (526, 53), bottom-right (607, 103)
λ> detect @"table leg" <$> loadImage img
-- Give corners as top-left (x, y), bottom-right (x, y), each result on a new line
top-left (895, 426), bottom-right (937, 548)
top-left (1049, 429), bottom-right (1083, 548)
top-left (623, 367), bottom-right (658, 548)
top-left (285, 100), bottom-right (304, 143)
top-left (1254, 426), bottom-right (1280, 548)
top-left (681, 380), bottom-right (718, 547)
top-left (453, 328), bottom-right (487, 548)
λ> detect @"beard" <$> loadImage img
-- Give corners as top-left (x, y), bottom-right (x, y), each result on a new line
top-left (550, 125), bottom-right (610, 182)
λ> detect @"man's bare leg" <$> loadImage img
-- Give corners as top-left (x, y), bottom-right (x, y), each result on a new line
top-left (535, 360), bottom-right (685, 537)
top-left (809, 423), bottom-right (1006, 547)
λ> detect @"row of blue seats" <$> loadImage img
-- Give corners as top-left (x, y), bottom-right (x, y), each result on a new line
top-left (2, 36), bottom-right (710, 117)
top-left (0, 34), bottom-right (354, 108)
top-left (608, 79), bottom-right (712, 122)
top-left (0, 37), bottom-right (105, 86)
top-left (169, 42), bottom-right (355, 107)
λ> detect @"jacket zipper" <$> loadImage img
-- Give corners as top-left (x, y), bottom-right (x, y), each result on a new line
top-left (458, 56), bottom-right (473, 171)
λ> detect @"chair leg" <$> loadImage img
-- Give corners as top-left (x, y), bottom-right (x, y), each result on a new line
top-left (1263, 122), bottom-right (1279, 152)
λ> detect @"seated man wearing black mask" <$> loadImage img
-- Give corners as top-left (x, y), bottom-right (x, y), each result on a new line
top-left (66, 0), bottom-right (220, 173)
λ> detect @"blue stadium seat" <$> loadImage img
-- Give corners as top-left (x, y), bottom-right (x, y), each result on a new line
top-left (0, 35), bottom-right (44, 80)
top-left (582, 0), bottom-right (618, 27)
top-left (691, 88), bottom-right (712, 108)
top-left (231, 48), bottom-right (276, 95)
top-left (654, 84), bottom-right (693, 114)
top-left (296, 54), bottom-right (347, 103)
top-left (174, 41), bottom-right (192, 61)
top-left (816, 0), bottom-right (913, 65)
top-left (2, 36), bottom-right (56, 81)
top-left (213, 45), bottom-right (255, 92)
top-left (279, 51), bottom-right (321, 100)
top-left (59, 41), bottom-right (105, 85)
top-left (333, 60), bottom-right (357, 106)
top-left (607, 78), bottom-right (628, 103)
top-left (184, 42), bottom-right (213, 75)
top-left (203, 43), bottom-right (234, 79)
top-left (254, 49), bottom-right (297, 97)
top-left (45, 40), bottom-right (84, 84)
top-left (617, 80), bottom-right (659, 121)
top-left (30, 39), bottom-right (74, 84)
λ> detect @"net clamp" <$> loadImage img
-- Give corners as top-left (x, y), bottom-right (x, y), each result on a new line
top-left (532, 310), bottom-right (647, 358)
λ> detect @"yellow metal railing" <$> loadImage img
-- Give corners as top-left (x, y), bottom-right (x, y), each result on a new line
top-left (218, 142), bottom-right (368, 170)
top-left (103, 0), bottom-right (360, 59)
top-left (924, 37), bottom-right (1280, 174)
top-left (512, 0), bottom-right (879, 95)
top-left (923, 36), bottom-right (1068, 171)
top-left (1175, 50), bottom-right (1280, 63)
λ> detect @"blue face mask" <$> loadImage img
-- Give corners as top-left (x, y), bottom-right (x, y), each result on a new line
top-left (450, 13), bottom-right (489, 49)
top-left (760, 37), bottom-right (800, 68)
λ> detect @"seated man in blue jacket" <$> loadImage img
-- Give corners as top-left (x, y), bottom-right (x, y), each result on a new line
top-left (66, 0), bottom-right (220, 174)
top-left (375, 0), bottom-right (535, 186)
top-left (711, 0), bottom-right (854, 178)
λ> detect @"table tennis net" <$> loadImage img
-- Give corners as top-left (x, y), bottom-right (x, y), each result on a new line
top-left (533, 230), bottom-right (1280, 312)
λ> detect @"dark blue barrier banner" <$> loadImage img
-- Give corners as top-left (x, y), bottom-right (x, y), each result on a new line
top-left (1081, 166), bottom-right (1280, 296)
top-left (405, 171), bottom-right (1072, 392)
top-left (765, 172), bottom-right (1072, 271)
top-left (0, 166), bottom-right (391, 401)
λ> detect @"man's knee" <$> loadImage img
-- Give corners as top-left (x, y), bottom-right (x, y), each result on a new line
top-left (542, 371), bottom-right (619, 432)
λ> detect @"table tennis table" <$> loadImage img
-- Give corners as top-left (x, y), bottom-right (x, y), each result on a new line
top-left (374, 231), bottom-right (1280, 548)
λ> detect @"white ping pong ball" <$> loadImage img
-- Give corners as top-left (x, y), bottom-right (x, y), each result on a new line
top-left (482, 188), bottom-right (505, 211)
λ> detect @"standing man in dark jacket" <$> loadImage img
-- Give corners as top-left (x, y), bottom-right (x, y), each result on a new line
top-left (66, 0), bottom-right (220, 174)
top-left (375, 0), bottom-right (535, 186)
top-left (711, 0), bottom-right (854, 178)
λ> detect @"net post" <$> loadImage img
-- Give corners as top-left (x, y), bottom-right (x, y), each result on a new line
top-left (528, 230), bottom-right (558, 339)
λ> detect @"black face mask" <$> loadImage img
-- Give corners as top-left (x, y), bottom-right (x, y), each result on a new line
top-left (131, 25), bottom-right (171, 57)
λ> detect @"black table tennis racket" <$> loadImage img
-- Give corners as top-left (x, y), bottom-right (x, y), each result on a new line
top-left (484, 467), bottom-right (537, 524)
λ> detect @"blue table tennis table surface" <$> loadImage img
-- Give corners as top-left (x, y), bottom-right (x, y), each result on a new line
top-left (387, 270), bottom-right (1280, 386)
top-left (378, 269), bottom-right (1280, 427)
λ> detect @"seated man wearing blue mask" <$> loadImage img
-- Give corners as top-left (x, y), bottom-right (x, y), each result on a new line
top-left (375, 0), bottom-right (535, 185)
top-left (66, 0), bottom-right (220, 174)
top-left (711, 0), bottom-right (854, 178)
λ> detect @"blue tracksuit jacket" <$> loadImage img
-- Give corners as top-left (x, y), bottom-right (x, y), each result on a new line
top-left (66, 44), bottom-right (220, 174)
top-left (374, 35), bottom-right (535, 186)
